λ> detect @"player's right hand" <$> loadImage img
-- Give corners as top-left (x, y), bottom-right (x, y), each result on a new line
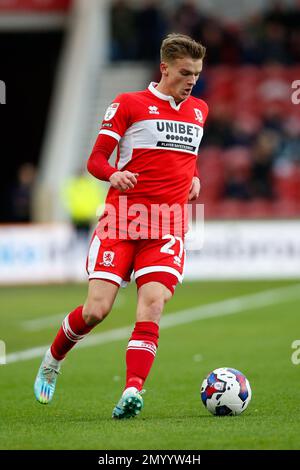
top-left (109, 171), bottom-right (139, 192)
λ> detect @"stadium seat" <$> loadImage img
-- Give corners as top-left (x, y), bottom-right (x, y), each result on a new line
top-left (199, 147), bottom-right (225, 202)
top-left (273, 164), bottom-right (300, 202)
top-left (245, 199), bottom-right (274, 218)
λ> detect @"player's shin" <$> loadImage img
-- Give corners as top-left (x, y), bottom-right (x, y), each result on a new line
top-left (125, 321), bottom-right (159, 391)
top-left (50, 305), bottom-right (94, 361)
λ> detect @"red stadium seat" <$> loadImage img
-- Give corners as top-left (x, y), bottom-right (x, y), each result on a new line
top-left (273, 164), bottom-right (300, 202)
top-left (245, 199), bottom-right (274, 218)
top-left (199, 147), bottom-right (225, 202)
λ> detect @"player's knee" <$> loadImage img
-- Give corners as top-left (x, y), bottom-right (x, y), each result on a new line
top-left (83, 299), bottom-right (112, 325)
top-left (149, 298), bottom-right (164, 320)
top-left (139, 296), bottom-right (165, 323)
top-left (147, 289), bottom-right (172, 309)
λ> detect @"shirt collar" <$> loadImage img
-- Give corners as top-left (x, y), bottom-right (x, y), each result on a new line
top-left (148, 82), bottom-right (186, 111)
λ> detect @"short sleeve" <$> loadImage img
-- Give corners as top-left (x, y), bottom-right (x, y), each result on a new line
top-left (99, 93), bottom-right (131, 142)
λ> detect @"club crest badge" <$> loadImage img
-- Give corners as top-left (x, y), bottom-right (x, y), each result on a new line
top-left (194, 108), bottom-right (203, 122)
top-left (100, 251), bottom-right (115, 267)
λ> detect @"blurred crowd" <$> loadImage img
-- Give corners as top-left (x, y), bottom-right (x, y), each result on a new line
top-left (198, 64), bottom-right (300, 218)
top-left (8, 163), bottom-right (37, 223)
top-left (110, 0), bottom-right (300, 64)
top-left (110, 0), bottom-right (300, 218)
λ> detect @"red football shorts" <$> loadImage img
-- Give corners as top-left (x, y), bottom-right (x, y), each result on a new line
top-left (86, 232), bottom-right (185, 295)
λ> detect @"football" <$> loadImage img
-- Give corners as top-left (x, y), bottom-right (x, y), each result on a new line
top-left (200, 367), bottom-right (252, 416)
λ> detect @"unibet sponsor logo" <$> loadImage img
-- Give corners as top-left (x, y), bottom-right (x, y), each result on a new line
top-left (156, 121), bottom-right (201, 137)
top-left (156, 120), bottom-right (202, 152)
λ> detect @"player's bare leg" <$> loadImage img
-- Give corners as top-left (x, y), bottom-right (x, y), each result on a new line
top-left (112, 281), bottom-right (172, 419)
top-left (34, 280), bottom-right (118, 404)
top-left (82, 279), bottom-right (119, 326)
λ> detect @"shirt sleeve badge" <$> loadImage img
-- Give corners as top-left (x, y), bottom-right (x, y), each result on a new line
top-left (104, 102), bottom-right (120, 121)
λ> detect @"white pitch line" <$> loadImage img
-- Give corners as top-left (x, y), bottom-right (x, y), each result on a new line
top-left (21, 313), bottom-right (66, 331)
top-left (5, 282), bottom-right (300, 365)
top-left (21, 294), bottom-right (125, 332)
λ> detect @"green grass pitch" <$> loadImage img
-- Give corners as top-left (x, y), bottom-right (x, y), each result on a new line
top-left (0, 280), bottom-right (299, 450)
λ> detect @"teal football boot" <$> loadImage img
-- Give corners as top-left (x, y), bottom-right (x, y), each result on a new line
top-left (112, 387), bottom-right (144, 419)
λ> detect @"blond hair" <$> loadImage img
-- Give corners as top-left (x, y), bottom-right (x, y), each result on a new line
top-left (160, 33), bottom-right (206, 63)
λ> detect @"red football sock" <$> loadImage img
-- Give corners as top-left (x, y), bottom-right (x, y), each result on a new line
top-left (125, 321), bottom-right (159, 391)
top-left (50, 306), bottom-right (94, 360)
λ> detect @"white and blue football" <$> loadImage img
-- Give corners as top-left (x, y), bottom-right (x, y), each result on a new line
top-left (201, 367), bottom-right (252, 416)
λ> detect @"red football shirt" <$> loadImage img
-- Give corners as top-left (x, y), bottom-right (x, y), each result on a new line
top-left (98, 82), bottom-right (208, 239)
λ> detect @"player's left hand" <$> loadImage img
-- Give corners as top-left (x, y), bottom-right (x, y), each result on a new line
top-left (188, 177), bottom-right (201, 201)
